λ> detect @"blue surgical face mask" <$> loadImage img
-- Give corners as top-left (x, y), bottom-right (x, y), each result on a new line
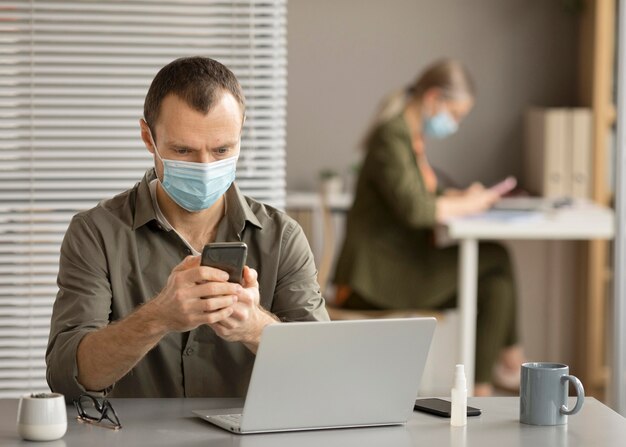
top-left (149, 132), bottom-right (238, 212)
top-left (423, 107), bottom-right (459, 139)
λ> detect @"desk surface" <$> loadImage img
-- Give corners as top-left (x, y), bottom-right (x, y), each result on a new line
top-left (285, 193), bottom-right (615, 241)
top-left (1, 397), bottom-right (624, 446)
top-left (286, 190), bottom-right (353, 211)
top-left (446, 201), bottom-right (615, 240)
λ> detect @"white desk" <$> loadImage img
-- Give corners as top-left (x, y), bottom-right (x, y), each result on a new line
top-left (446, 201), bottom-right (615, 394)
top-left (1, 397), bottom-right (625, 446)
top-left (286, 193), bottom-right (616, 395)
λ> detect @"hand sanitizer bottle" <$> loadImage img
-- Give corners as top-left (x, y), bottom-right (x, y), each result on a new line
top-left (451, 364), bottom-right (467, 426)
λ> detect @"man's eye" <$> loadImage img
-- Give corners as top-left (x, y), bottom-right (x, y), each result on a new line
top-left (216, 147), bottom-right (229, 155)
top-left (175, 149), bottom-right (190, 155)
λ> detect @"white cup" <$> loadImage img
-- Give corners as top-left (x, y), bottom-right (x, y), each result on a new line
top-left (16, 392), bottom-right (67, 441)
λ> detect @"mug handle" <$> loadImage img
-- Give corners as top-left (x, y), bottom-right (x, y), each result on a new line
top-left (560, 374), bottom-right (585, 415)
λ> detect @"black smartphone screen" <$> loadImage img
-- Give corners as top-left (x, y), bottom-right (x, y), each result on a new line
top-left (201, 242), bottom-right (247, 284)
top-left (414, 398), bottom-right (481, 417)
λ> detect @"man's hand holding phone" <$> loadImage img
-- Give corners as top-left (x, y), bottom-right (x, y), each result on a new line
top-left (201, 242), bottom-right (278, 352)
top-left (209, 265), bottom-right (278, 352)
top-left (147, 256), bottom-right (240, 334)
top-left (148, 242), bottom-right (276, 351)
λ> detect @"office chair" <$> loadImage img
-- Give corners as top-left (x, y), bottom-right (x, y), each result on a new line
top-left (317, 188), bottom-right (443, 321)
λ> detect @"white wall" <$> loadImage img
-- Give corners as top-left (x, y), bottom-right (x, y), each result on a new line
top-left (286, 0), bottom-right (579, 191)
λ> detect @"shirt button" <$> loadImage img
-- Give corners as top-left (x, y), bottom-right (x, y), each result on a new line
top-left (185, 347), bottom-right (194, 356)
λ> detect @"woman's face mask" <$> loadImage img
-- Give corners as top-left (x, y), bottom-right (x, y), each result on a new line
top-left (423, 106), bottom-right (459, 139)
top-left (149, 130), bottom-right (238, 212)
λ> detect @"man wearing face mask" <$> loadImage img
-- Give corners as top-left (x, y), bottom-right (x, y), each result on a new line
top-left (46, 57), bottom-right (329, 400)
top-left (333, 59), bottom-right (525, 397)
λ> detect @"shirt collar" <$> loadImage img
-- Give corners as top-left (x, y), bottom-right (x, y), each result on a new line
top-left (132, 169), bottom-right (158, 230)
top-left (148, 179), bottom-right (171, 229)
top-left (224, 182), bottom-right (263, 238)
top-left (132, 168), bottom-right (263, 235)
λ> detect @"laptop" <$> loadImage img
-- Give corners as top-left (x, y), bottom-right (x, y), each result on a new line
top-left (491, 196), bottom-right (572, 212)
top-left (193, 317), bottom-right (436, 434)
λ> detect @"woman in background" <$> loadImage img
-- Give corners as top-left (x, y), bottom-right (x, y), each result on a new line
top-left (333, 59), bottom-right (523, 396)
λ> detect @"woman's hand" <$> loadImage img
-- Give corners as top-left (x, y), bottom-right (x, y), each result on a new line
top-left (465, 182), bottom-right (486, 195)
top-left (436, 187), bottom-right (500, 222)
top-left (443, 182), bottom-right (484, 197)
top-left (464, 187), bottom-right (500, 212)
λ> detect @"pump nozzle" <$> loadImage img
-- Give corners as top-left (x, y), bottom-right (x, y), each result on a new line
top-left (454, 364), bottom-right (467, 390)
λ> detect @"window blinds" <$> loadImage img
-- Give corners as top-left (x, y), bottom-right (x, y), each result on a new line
top-left (0, 0), bottom-right (287, 397)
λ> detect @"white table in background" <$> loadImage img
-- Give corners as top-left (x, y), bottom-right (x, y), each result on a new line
top-left (445, 200), bottom-right (615, 395)
top-left (286, 193), bottom-right (616, 395)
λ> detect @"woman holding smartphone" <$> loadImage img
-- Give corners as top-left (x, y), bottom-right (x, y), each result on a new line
top-left (333, 59), bottom-right (523, 396)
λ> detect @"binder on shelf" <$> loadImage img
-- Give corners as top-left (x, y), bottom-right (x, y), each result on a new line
top-left (570, 108), bottom-right (593, 199)
top-left (524, 108), bottom-right (569, 198)
top-left (523, 107), bottom-right (592, 199)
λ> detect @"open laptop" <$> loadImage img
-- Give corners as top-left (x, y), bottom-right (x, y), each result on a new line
top-left (491, 196), bottom-right (572, 212)
top-left (193, 317), bottom-right (436, 434)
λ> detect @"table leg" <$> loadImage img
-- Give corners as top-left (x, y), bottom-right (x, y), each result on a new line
top-left (459, 238), bottom-right (478, 396)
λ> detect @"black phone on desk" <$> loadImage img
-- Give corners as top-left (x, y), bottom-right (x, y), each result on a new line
top-left (414, 398), bottom-right (481, 417)
top-left (201, 242), bottom-right (247, 284)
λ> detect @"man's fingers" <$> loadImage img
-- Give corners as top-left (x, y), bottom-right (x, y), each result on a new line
top-left (176, 265), bottom-right (230, 285)
top-left (172, 255), bottom-right (200, 272)
top-left (200, 306), bottom-right (234, 325)
top-left (197, 266), bottom-right (230, 282)
top-left (194, 295), bottom-right (237, 313)
top-left (242, 266), bottom-right (258, 288)
top-left (215, 318), bottom-right (236, 330)
top-left (191, 281), bottom-right (241, 298)
top-left (171, 256), bottom-right (231, 283)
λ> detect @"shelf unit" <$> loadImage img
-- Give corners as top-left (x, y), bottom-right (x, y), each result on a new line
top-left (577, 0), bottom-right (616, 399)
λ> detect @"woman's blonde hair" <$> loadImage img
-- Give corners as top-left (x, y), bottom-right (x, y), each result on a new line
top-left (361, 59), bottom-right (475, 148)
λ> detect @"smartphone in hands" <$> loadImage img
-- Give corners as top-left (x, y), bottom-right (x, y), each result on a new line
top-left (200, 242), bottom-right (248, 284)
top-left (414, 398), bottom-right (481, 417)
top-left (488, 176), bottom-right (517, 196)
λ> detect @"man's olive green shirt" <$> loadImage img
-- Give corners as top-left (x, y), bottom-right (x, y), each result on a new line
top-left (46, 169), bottom-right (328, 400)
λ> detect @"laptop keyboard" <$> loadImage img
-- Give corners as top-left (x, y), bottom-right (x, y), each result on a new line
top-left (211, 413), bottom-right (242, 427)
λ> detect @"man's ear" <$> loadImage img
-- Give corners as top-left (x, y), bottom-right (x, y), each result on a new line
top-left (139, 118), bottom-right (156, 154)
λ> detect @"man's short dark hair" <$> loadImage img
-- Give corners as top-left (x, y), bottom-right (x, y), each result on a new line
top-left (143, 56), bottom-right (245, 135)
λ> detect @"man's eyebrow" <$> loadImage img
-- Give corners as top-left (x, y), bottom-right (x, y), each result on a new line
top-left (166, 139), bottom-right (239, 151)
top-left (169, 143), bottom-right (198, 151)
top-left (210, 140), bottom-right (240, 150)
